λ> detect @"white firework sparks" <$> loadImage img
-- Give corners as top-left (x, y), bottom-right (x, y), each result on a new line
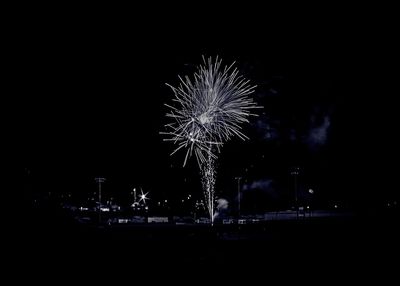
top-left (201, 153), bottom-right (216, 223)
top-left (161, 56), bottom-right (260, 167)
top-left (162, 56), bottom-right (260, 224)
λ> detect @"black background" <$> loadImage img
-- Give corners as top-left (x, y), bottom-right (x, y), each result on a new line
top-left (11, 10), bottom-right (397, 208)
top-left (5, 3), bottom-right (399, 279)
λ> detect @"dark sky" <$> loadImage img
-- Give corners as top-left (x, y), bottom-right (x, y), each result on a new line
top-left (11, 9), bottom-right (399, 209)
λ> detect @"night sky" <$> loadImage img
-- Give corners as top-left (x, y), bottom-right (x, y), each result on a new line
top-left (11, 9), bottom-right (399, 212)
top-left (6, 7), bottom-right (400, 279)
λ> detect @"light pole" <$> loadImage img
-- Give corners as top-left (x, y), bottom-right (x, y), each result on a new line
top-left (235, 177), bottom-right (242, 218)
top-left (308, 188), bottom-right (314, 218)
top-left (133, 188), bottom-right (137, 204)
top-left (95, 177), bottom-right (106, 224)
top-left (290, 167), bottom-right (300, 219)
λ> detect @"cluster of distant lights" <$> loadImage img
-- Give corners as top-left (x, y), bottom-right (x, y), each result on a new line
top-left (181, 194), bottom-right (192, 203)
top-left (157, 200), bottom-right (168, 206)
top-left (59, 187), bottom-right (399, 212)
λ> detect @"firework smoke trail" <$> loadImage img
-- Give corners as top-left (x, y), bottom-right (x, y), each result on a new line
top-left (201, 149), bottom-right (216, 224)
top-left (162, 56), bottom-right (260, 224)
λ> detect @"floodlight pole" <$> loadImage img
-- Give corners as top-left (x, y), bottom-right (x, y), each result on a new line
top-left (95, 177), bottom-right (106, 224)
top-left (235, 177), bottom-right (242, 218)
top-left (290, 167), bottom-right (300, 220)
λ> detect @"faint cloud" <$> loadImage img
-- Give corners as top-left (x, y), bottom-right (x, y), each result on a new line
top-left (306, 115), bottom-right (330, 148)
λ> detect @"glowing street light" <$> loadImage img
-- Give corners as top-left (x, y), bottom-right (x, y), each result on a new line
top-left (138, 189), bottom-right (150, 204)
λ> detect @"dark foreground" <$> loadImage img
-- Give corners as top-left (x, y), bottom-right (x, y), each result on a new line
top-left (8, 209), bottom-right (399, 281)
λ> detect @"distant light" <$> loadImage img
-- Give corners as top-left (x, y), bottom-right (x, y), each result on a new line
top-left (334, 204), bottom-right (338, 209)
top-left (308, 189), bottom-right (314, 194)
top-left (306, 206), bottom-right (310, 209)
top-left (182, 199), bottom-right (185, 203)
top-left (139, 190), bottom-right (150, 204)
top-left (165, 200), bottom-right (168, 203)
top-left (145, 206), bottom-right (148, 210)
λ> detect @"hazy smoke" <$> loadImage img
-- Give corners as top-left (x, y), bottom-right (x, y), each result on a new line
top-left (213, 198), bottom-right (229, 220)
top-left (307, 115), bottom-right (330, 148)
top-left (216, 198), bottom-right (229, 210)
top-left (243, 179), bottom-right (273, 191)
top-left (241, 178), bottom-right (280, 200)
top-left (254, 115), bottom-right (279, 141)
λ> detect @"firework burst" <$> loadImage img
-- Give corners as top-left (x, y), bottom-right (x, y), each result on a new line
top-left (162, 56), bottom-right (259, 167)
top-left (162, 56), bottom-right (260, 224)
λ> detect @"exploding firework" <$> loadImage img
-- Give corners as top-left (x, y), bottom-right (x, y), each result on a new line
top-left (162, 56), bottom-right (260, 224)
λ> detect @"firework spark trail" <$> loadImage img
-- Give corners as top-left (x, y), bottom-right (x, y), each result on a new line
top-left (201, 150), bottom-right (216, 224)
top-left (162, 56), bottom-right (260, 224)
